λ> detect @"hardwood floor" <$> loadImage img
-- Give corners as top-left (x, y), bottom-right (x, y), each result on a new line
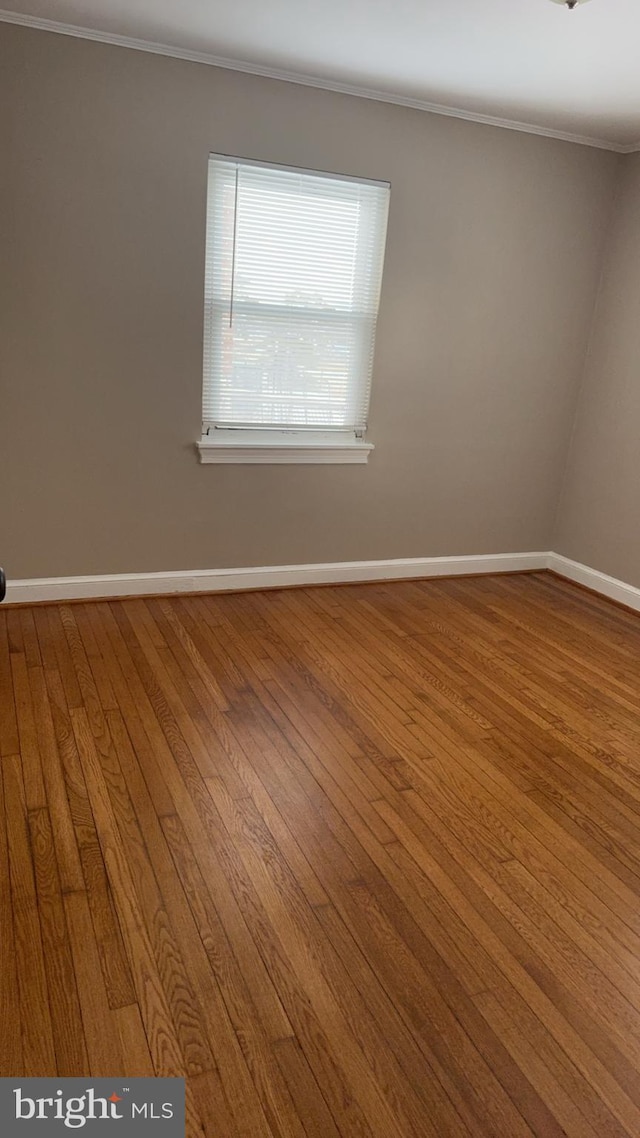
top-left (2, 571), bottom-right (640, 1135)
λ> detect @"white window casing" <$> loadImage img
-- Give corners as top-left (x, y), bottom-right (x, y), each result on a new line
top-left (198, 156), bottom-right (390, 464)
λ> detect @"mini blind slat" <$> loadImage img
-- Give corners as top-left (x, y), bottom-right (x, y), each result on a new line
top-left (202, 156), bottom-right (390, 433)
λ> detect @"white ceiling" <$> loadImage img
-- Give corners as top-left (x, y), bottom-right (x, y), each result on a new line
top-left (2, 0), bottom-right (639, 150)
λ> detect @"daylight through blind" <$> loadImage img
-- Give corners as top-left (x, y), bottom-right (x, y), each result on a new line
top-left (202, 157), bottom-right (390, 433)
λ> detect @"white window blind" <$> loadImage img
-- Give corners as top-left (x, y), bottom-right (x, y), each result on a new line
top-left (202, 156), bottom-right (390, 434)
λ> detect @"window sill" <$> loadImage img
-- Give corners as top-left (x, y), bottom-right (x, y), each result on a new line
top-left (197, 431), bottom-right (374, 464)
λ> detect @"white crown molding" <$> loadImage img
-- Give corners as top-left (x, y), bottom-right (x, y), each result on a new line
top-left (614, 141), bottom-right (640, 154)
top-left (548, 553), bottom-right (640, 613)
top-left (3, 552), bottom-right (549, 605)
top-left (0, 8), bottom-right (628, 153)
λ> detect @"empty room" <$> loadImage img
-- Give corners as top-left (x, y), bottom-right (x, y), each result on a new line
top-left (2, 0), bottom-right (640, 1134)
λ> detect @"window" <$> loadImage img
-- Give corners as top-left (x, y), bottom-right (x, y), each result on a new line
top-left (198, 156), bottom-right (390, 464)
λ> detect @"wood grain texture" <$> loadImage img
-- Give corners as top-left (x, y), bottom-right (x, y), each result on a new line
top-left (2, 570), bottom-right (640, 1136)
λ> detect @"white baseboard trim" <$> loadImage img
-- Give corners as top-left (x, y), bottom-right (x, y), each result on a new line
top-left (3, 551), bottom-right (548, 605)
top-left (548, 553), bottom-right (640, 613)
top-left (6, 551), bottom-right (638, 609)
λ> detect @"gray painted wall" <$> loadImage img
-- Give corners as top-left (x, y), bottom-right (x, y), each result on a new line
top-left (0, 24), bottom-right (619, 579)
top-left (555, 153), bottom-right (640, 588)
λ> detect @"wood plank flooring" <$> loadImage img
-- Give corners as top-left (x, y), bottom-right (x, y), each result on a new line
top-left (2, 570), bottom-right (640, 1136)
